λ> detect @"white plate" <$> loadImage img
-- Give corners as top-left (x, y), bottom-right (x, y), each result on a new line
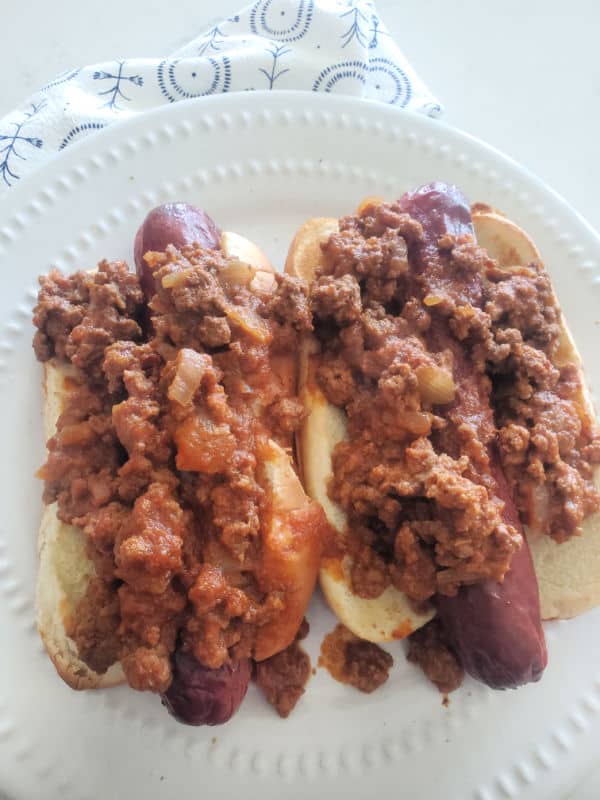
top-left (1, 92), bottom-right (600, 800)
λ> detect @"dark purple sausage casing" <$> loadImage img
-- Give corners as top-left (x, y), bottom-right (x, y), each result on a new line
top-left (399, 182), bottom-right (547, 689)
top-left (438, 461), bottom-right (547, 688)
top-left (134, 202), bottom-right (221, 300)
top-left (162, 652), bottom-right (251, 726)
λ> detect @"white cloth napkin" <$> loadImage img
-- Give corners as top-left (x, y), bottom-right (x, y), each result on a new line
top-left (0, 0), bottom-right (441, 197)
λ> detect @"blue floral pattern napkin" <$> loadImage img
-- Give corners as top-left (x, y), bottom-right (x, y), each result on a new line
top-left (0, 0), bottom-right (441, 195)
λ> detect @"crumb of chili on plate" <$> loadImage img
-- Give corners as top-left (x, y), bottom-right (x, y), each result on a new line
top-left (255, 619), bottom-right (312, 718)
top-left (318, 623), bottom-right (393, 693)
top-left (406, 618), bottom-right (464, 696)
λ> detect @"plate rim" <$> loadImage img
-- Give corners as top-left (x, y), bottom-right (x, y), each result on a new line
top-left (1, 91), bottom-right (599, 247)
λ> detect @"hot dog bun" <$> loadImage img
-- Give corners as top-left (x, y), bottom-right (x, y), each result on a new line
top-left (37, 360), bottom-right (126, 689)
top-left (472, 208), bottom-right (600, 620)
top-left (37, 231), bottom-right (320, 689)
top-left (253, 438), bottom-right (323, 660)
top-left (285, 219), bottom-right (435, 643)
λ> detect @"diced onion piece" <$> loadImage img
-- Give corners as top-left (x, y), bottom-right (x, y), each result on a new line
top-left (250, 269), bottom-right (276, 294)
top-left (143, 250), bottom-right (167, 271)
top-left (552, 328), bottom-right (575, 368)
top-left (168, 348), bottom-right (210, 407)
top-left (526, 483), bottom-right (551, 532)
top-left (423, 294), bottom-right (443, 307)
top-left (415, 365), bottom-right (456, 405)
top-left (218, 259), bottom-right (255, 288)
top-left (220, 231), bottom-right (273, 273)
top-left (161, 267), bottom-right (196, 289)
top-left (397, 410), bottom-right (432, 436)
top-left (175, 413), bottom-right (236, 473)
top-left (225, 305), bottom-right (272, 343)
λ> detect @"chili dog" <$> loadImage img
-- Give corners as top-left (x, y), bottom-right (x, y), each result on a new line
top-left (34, 203), bottom-right (325, 723)
top-left (398, 184), bottom-right (546, 688)
top-left (286, 183), bottom-right (600, 691)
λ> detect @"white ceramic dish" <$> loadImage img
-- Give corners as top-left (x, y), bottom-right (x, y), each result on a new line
top-left (1, 91), bottom-right (600, 800)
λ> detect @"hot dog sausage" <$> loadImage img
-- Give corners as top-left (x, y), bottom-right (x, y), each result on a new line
top-left (399, 183), bottom-right (547, 688)
top-left (134, 204), bottom-right (252, 723)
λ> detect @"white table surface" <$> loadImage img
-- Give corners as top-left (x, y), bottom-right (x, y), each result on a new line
top-left (1, 1), bottom-right (599, 798)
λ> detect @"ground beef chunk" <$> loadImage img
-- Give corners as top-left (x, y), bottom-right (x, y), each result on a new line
top-left (268, 274), bottom-right (312, 331)
top-left (184, 569), bottom-right (286, 670)
top-left (486, 265), bottom-right (562, 354)
top-left (319, 624), bottom-right (393, 693)
top-left (165, 350), bottom-right (265, 557)
top-left (66, 577), bottom-right (121, 674)
top-left (119, 582), bottom-right (186, 692)
top-left (186, 564), bottom-right (251, 668)
top-left (348, 358), bottom-right (427, 439)
top-left (255, 634), bottom-right (311, 718)
top-left (115, 483), bottom-right (185, 595)
top-left (390, 523), bottom-right (437, 603)
top-left (122, 646), bottom-right (173, 693)
top-left (104, 341), bottom-right (172, 499)
top-left (317, 357), bottom-right (355, 407)
top-left (197, 315), bottom-right (231, 348)
top-left (322, 227), bottom-right (409, 286)
top-left (102, 340), bottom-right (163, 395)
top-left (158, 251), bottom-right (229, 315)
top-left (360, 306), bottom-right (399, 347)
top-left (43, 387), bottom-right (122, 524)
top-left (513, 344), bottom-right (559, 396)
top-left (583, 437), bottom-right (600, 465)
top-left (401, 296), bottom-right (431, 333)
top-left (80, 502), bottom-right (128, 579)
top-left (343, 639), bottom-right (393, 693)
top-left (449, 305), bottom-right (504, 371)
top-left (493, 355), bottom-right (600, 539)
top-left (265, 396), bottom-right (307, 435)
top-left (411, 233), bottom-right (490, 312)
top-left (350, 539), bottom-right (390, 599)
top-left (442, 235), bottom-right (493, 276)
top-left (311, 275), bottom-right (362, 325)
top-left (498, 423), bottom-right (530, 467)
top-left (210, 476), bottom-right (262, 557)
top-left (341, 202), bottom-right (424, 245)
top-left (544, 461), bottom-right (599, 542)
top-left (112, 397), bottom-right (162, 458)
top-left (33, 261), bottom-right (143, 379)
top-left (407, 619), bottom-right (464, 694)
top-left (33, 271), bottom-right (87, 362)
